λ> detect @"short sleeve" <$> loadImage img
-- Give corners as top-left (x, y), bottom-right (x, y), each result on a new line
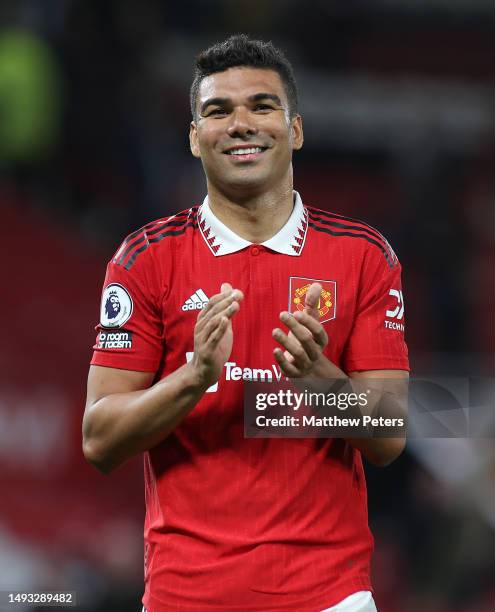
top-left (342, 242), bottom-right (410, 373)
top-left (90, 253), bottom-right (164, 373)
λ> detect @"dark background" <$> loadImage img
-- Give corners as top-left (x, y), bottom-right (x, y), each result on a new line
top-left (1, 1), bottom-right (494, 611)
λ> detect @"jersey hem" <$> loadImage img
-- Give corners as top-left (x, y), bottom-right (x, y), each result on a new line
top-left (142, 576), bottom-right (372, 611)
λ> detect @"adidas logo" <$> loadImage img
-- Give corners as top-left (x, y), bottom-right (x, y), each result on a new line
top-left (182, 288), bottom-right (209, 311)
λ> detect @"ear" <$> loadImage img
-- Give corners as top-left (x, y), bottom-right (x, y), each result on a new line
top-left (189, 121), bottom-right (201, 158)
top-left (291, 114), bottom-right (304, 151)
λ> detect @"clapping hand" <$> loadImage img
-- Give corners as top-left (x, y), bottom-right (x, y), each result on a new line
top-left (272, 283), bottom-right (329, 378)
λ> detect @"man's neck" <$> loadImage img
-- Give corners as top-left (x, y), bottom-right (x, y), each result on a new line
top-left (205, 183), bottom-right (295, 244)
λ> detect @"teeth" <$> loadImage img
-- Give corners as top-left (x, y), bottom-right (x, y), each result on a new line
top-left (228, 147), bottom-right (264, 155)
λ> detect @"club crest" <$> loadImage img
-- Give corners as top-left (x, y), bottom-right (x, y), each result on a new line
top-left (289, 277), bottom-right (337, 323)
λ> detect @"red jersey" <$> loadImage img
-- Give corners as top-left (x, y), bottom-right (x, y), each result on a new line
top-left (91, 192), bottom-right (409, 611)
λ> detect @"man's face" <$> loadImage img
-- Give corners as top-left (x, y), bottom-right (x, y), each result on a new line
top-left (190, 67), bottom-right (303, 196)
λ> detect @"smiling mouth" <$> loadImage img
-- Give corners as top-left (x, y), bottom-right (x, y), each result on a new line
top-left (225, 146), bottom-right (267, 156)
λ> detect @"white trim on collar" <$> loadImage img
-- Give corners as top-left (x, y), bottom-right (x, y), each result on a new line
top-left (197, 191), bottom-right (308, 256)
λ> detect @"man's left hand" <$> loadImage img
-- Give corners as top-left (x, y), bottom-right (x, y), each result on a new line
top-left (272, 282), bottom-right (329, 377)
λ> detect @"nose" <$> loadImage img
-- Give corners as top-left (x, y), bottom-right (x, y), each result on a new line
top-left (227, 107), bottom-right (258, 139)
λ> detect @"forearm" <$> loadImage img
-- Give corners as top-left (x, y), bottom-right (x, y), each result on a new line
top-left (82, 363), bottom-right (208, 473)
top-left (345, 437), bottom-right (406, 467)
top-left (308, 356), bottom-right (407, 467)
top-left (271, 296), bottom-right (408, 467)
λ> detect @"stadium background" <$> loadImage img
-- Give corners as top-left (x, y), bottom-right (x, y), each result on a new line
top-left (1, 1), bottom-right (494, 611)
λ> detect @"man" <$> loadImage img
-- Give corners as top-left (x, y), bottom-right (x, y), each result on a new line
top-left (83, 35), bottom-right (409, 612)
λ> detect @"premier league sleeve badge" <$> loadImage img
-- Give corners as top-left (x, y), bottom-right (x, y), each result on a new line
top-left (100, 283), bottom-right (134, 328)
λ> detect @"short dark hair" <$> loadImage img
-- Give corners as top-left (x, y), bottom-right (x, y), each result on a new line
top-left (190, 34), bottom-right (298, 120)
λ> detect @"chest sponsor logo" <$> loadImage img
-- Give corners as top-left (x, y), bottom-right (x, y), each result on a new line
top-left (385, 289), bottom-right (405, 331)
top-left (289, 277), bottom-right (337, 323)
top-left (224, 362), bottom-right (283, 383)
top-left (185, 354), bottom-right (283, 393)
top-left (100, 283), bottom-right (133, 328)
top-left (182, 288), bottom-right (209, 311)
top-left (97, 330), bottom-right (133, 349)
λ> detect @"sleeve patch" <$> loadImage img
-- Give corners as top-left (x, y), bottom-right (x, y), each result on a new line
top-left (96, 330), bottom-right (133, 350)
top-left (100, 283), bottom-right (133, 328)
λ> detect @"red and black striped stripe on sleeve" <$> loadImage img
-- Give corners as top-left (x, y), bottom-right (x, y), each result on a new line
top-left (307, 207), bottom-right (398, 268)
top-left (112, 207), bottom-right (199, 270)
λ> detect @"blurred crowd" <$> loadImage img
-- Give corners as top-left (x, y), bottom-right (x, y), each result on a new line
top-left (1, 1), bottom-right (495, 611)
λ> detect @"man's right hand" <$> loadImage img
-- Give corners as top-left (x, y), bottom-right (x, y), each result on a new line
top-left (83, 282), bottom-right (243, 473)
top-left (190, 282), bottom-right (243, 388)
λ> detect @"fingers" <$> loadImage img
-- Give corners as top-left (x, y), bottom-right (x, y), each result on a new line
top-left (304, 282), bottom-right (322, 319)
top-left (293, 310), bottom-right (328, 348)
top-left (272, 307), bottom-right (330, 377)
top-left (196, 300), bottom-right (239, 346)
top-left (200, 305), bottom-right (233, 335)
top-left (195, 283), bottom-right (243, 347)
top-left (273, 315), bottom-right (319, 364)
top-left (277, 310), bottom-right (328, 352)
top-left (193, 308), bottom-right (232, 368)
top-left (196, 286), bottom-right (243, 327)
top-left (205, 315), bottom-right (229, 348)
top-left (190, 283), bottom-right (243, 386)
top-left (273, 347), bottom-right (301, 378)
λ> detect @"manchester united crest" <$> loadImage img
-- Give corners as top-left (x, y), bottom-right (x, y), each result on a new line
top-left (288, 277), bottom-right (337, 323)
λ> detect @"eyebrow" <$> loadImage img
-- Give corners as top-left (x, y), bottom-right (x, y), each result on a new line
top-left (200, 92), bottom-right (283, 115)
top-left (248, 93), bottom-right (283, 106)
top-left (200, 97), bottom-right (229, 114)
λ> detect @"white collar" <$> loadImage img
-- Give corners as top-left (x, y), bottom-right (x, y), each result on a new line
top-left (197, 191), bottom-right (308, 256)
